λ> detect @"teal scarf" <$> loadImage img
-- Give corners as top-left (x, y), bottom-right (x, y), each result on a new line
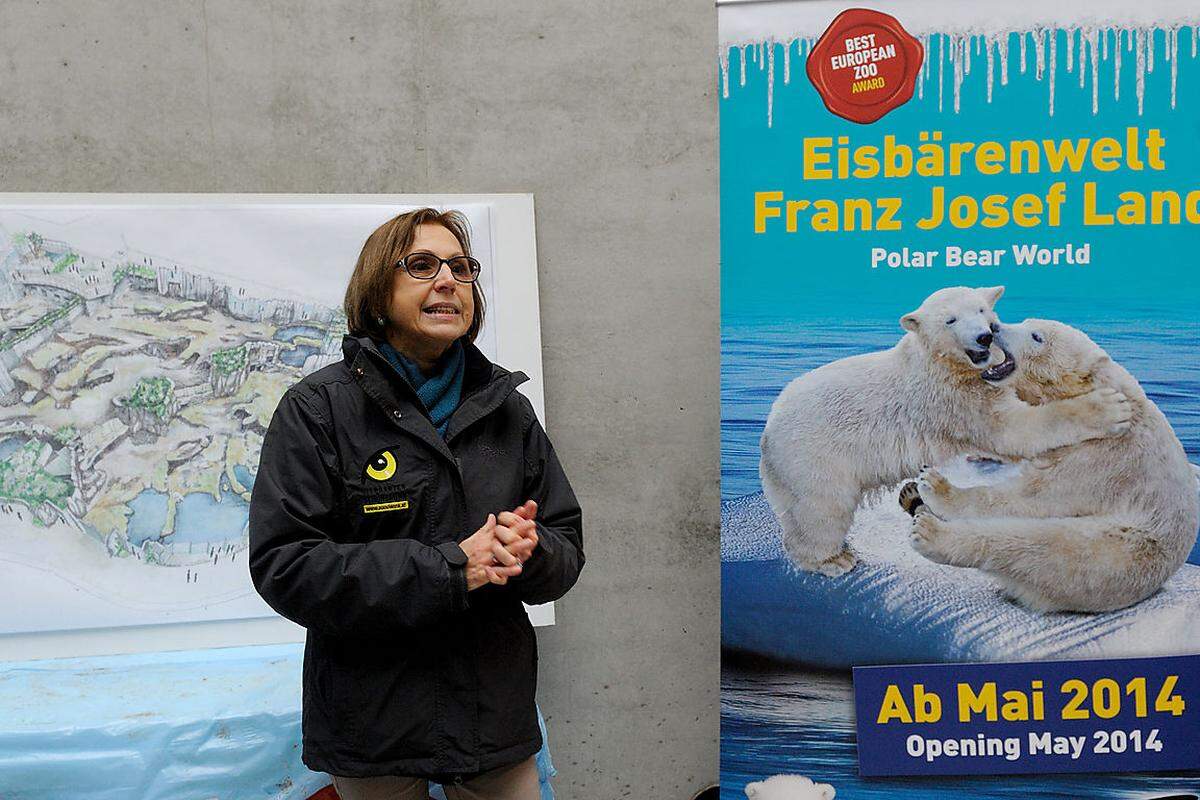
top-left (378, 340), bottom-right (465, 437)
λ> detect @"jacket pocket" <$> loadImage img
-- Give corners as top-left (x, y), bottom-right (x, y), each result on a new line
top-left (474, 608), bottom-right (539, 753)
top-left (337, 638), bottom-right (437, 762)
top-left (342, 478), bottom-right (429, 544)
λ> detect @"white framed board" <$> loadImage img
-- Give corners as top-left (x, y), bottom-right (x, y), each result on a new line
top-left (0, 193), bottom-right (553, 661)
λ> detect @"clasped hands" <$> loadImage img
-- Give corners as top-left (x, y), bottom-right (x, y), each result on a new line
top-left (458, 500), bottom-right (540, 591)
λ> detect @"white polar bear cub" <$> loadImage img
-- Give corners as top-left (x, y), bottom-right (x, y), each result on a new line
top-left (760, 286), bottom-right (1133, 575)
top-left (911, 319), bottom-right (1200, 612)
top-left (745, 774), bottom-right (835, 800)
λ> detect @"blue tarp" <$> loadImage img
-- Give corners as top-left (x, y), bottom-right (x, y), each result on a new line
top-left (0, 642), bottom-right (555, 800)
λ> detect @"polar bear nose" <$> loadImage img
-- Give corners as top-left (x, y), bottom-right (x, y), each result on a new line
top-left (976, 332), bottom-right (993, 347)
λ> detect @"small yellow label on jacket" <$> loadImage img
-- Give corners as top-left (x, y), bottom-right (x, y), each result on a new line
top-left (362, 500), bottom-right (410, 514)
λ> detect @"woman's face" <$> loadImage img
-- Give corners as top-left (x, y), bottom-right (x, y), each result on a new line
top-left (386, 223), bottom-right (475, 353)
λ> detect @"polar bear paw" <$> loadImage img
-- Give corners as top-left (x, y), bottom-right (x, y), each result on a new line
top-left (898, 481), bottom-right (924, 516)
top-left (910, 509), bottom-right (955, 565)
top-left (916, 467), bottom-right (957, 517)
top-left (1078, 386), bottom-right (1133, 437)
top-left (810, 545), bottom-right (860, 577)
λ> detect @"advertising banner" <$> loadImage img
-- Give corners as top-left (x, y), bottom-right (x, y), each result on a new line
top-left (719, 1), bottom-right (1200, 795)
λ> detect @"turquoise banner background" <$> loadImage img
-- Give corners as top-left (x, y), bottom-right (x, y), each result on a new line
top-left (721, 28), bottom-right (1200, 321)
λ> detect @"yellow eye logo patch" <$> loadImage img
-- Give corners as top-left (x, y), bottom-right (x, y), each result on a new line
top-left (366, 450), bottom-right (397, 481)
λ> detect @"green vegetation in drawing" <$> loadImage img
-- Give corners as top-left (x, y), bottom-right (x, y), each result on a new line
top-left (0, 295), bottom-right (83, 352)
top-left (114, 261), bottom-right (157, 282)
top-left (51, 252), bottom-right (79, 273)
top-left (18, 231), bottom-right (46, 259)
top-left (53, 426), bottom-right (78, 445)
top-left (0, 441), bottom-right (74, 509)
top-left (127, 376), bottom-right (176, 419)
top-left (211, 344), bottom-right (248, 376)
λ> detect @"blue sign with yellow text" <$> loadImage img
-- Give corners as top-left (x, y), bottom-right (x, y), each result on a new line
top-left (854, 655), bottom-right (1200, 776)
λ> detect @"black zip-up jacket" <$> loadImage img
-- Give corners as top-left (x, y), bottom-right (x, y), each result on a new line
top-left (248, 334), bottom-right (584, 780)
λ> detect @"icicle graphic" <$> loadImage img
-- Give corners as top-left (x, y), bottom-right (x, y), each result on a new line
top-left (998, 32), bottom-right (1009, 86)
top-left (1048, 29), bottom-right (1057, 116)
top-left (1115, 30), bottom-right (1123, 101)
top-left (938, 33), bottom-right (945, 112)
top-left (918, 33), bottom-right (930, 100)
top-left (986, 36), bottom-right (995, 102)
top-left (1088, 28), bottom-right (1100, 112)
top-left (1135, 28), bottom-right (1145, 115)
top-left (1078, 28), bottom-right (1087, 89)
top-left (1035, 29), bottom-right (1045, 80)
top-left (721, 18), bottom-right (1200, 124)
top-left (1170, 27), bottom-right (1178, 108)
top-left (953, 35), bottom-right (965, 113)
top-left (720, 47), bottom-right (730, 99)
top-left (766, 40), bottom-right (775, 127)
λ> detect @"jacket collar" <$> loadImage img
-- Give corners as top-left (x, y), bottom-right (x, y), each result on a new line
top-left (342, 334), bottom-right (529, 461)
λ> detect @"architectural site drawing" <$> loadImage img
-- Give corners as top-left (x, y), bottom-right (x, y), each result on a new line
top-left (0, 207), bottom-right (351, 633)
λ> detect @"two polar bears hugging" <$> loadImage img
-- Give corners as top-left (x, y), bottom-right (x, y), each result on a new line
top-left (759, 286), bottom-right (1199, 612)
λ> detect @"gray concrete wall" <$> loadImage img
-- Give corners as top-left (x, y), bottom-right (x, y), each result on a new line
top-left (0, 2), bottom-right (719, 796)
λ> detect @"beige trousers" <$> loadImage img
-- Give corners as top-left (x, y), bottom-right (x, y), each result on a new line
top-left (330, 756), bottom-right (540, 800)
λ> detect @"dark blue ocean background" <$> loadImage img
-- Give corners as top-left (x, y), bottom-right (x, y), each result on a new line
top-left (722, 302), bottom-right (1200, 501)
top-left (721, 302), bottom-right (1199, 798)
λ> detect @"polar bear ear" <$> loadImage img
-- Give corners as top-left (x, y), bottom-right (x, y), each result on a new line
top-left (900, 311), bottom-right (921, 332)
top-left (981, 285), bottom-right (1005, 307)
top-left (817, 784), bottom-right (836, 799)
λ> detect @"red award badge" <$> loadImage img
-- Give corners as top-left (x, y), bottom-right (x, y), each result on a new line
top-left (806, 8), bottom-right (924, 124)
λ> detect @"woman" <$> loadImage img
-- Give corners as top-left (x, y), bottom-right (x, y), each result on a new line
top-left (249, 208), bottom-right (584, 799)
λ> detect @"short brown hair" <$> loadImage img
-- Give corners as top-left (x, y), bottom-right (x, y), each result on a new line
top-left (343, 207), bottom-right (486, 342)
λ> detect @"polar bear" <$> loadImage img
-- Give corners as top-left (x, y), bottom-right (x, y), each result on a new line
top-left (759, 286), bottom-right (1133, 575)
top-left (745, 774), bottom-right (835, 800)
top-left (909, 319), bottom-right (1199, 612)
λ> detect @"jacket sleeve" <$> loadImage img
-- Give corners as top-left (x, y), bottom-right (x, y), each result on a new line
top-left (507, 402), bottom-right (585, 605)
top-left (248, 388), bottom-right (469, 636)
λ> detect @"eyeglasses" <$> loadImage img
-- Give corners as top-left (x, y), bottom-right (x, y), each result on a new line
top-left (395, 252), bottom-right (481, 283)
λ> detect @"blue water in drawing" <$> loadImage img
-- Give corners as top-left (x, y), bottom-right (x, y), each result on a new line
top-left (126, 489), bottom-right (168, 545)
top-left (274, 325), bottom-right (325, 367)
top-left (233, 464), bottom-right (256, 490)
top-left (273, 324), bottom-right (324, 342)
top-left (172, 489), bottom-right (249, 543)
top-left (0, 437), bottom-right (30, 462)
top-left (278, 344), bottom-right (319, 367)
top-left (125, 487), bottom-right (248, 546)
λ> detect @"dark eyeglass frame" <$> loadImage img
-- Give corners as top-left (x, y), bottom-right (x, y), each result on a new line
top-left (395, 251), bottom-right (482, 283)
